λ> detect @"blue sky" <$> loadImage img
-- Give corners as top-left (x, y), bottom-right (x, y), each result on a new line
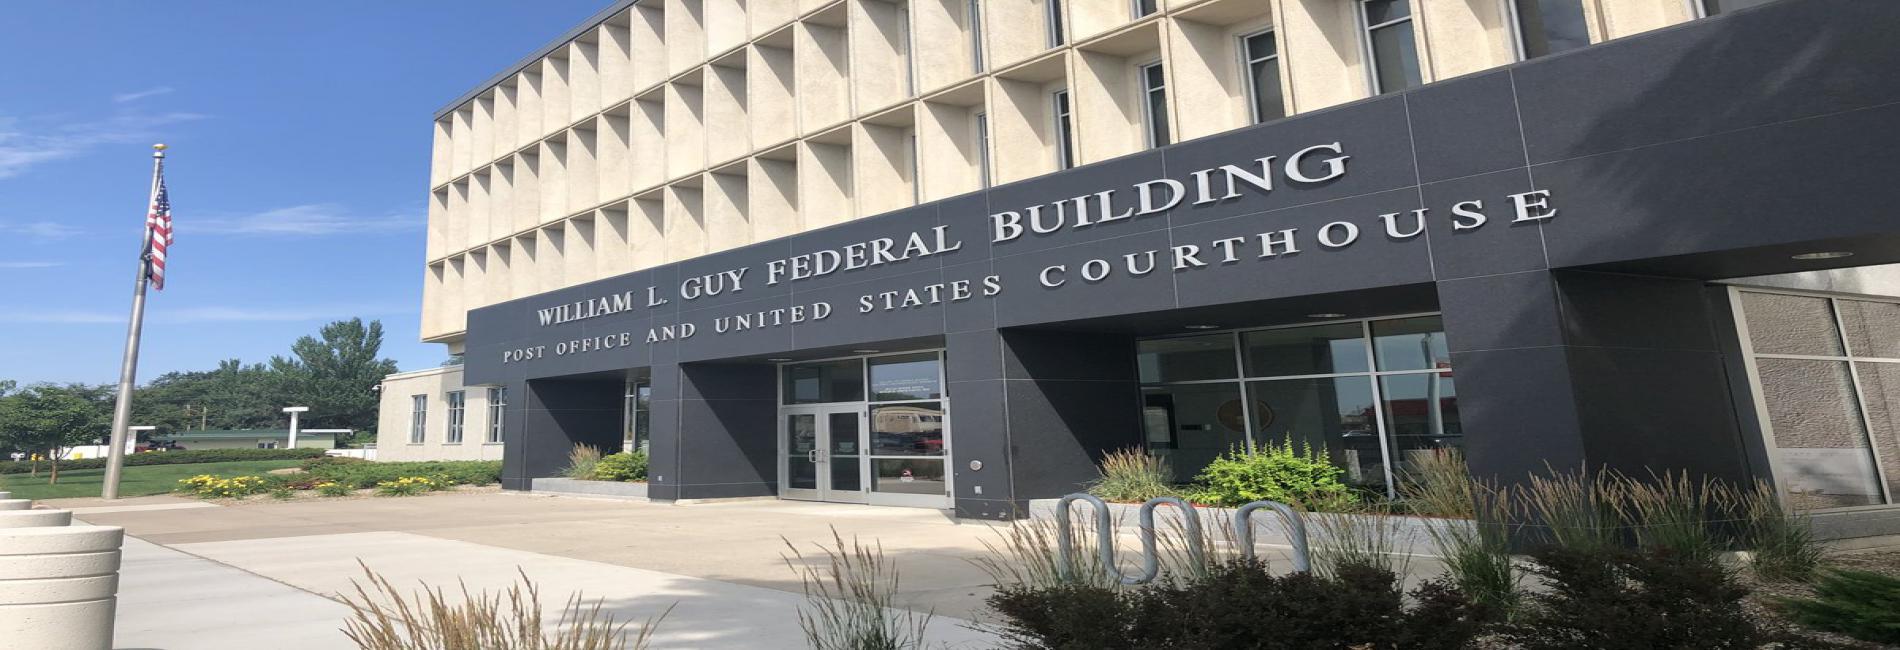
top-left (0, 2), bottom-right (607, 384)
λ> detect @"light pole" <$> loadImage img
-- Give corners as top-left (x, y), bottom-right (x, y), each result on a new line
top-left (283, 407), bottom-right (309, 449)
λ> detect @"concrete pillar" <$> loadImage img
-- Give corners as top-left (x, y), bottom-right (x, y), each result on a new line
top-left (0, 525), bottom-right (124, 650)
top-left (0, 511), bottom-right (73, 528)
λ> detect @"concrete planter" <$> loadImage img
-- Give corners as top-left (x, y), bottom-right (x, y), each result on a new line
top-left (0, 510), bottom-right (72, 528)
top-left (0, 525), bottom-right (124, 650)
top-left (1025, 498), bottom-right (1464, 558)
top-left (0, 500), bottom-right (31, 511)
top-left (0, 491), bottom-right (10, 500)
top-left (530, 477), bottom-right (649, 500)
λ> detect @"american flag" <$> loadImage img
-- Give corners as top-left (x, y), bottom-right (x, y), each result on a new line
top-left (145, 162), bottom-right (172, 290)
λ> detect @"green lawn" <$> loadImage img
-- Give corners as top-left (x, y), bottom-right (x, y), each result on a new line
top-left (0, 460), bottom-right (305, 500)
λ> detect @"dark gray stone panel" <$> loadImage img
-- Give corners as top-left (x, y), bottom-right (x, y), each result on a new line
top-left (1448, 346), bottom-right (1586, 484)
top-left (1514, 0), bottom-right (1900, 164)
top-left (1436, 271), bottom-right (1564, 353)
top-left (671, 238), bottom-right (797, 310)
top-left (1169, 188), bottom-right (1435, 309)
top-left (1419, 169), bottom-right (1545, 281)
top-left (1554, 271), bottom-right (1719, 352)
top-left (1004, 379), bottom-right (1143, 499)
top-left (1405, 70), bottom-right (1527, 184)
top-left (992, 229), bottom-right (1179, 327)
top-left (1569, 347), bottom-right (1751, 485)
top-left (786, 203), bottom-right (946, 293)
top-left (946, 378), bottom-right (1015, 516)
top-left (789, 267), bottom-right (952, 350)
top-left (1002, 330), bottom-right (1136, 382)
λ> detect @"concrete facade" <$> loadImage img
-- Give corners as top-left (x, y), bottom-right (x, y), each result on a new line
top-left (374, 366), bottom-right (507, 462)
top-left (389, 0), bottom-right (1900, 527)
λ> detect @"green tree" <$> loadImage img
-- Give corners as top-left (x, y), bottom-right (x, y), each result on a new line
top-left (269, 318), bottom-right (399, 435)
top-left (132, 359), bottom-right (280, 434)
top-left (0, 383), bottom-right (113, 483)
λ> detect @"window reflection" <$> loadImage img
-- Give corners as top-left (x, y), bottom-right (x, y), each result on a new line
top-left (1138, 334), bottom-right (1237, 383)
top-left (1243, 323), bottom-right (1368, 377)
top-left (1378, 373), bottom-right (1460, 480)
top-left (782, 359), bottom-right (865, 404)
top-left (869, 352), bottom-right (942, 401)
top-left (1247, 377), bottom-right (1385, 489)
top-left (870, 402), bottom-right (945, 456)
top-left (1142, 384), bottom-right (1246, 482)
top-left (1372, 316), bottom-right (1450, 371)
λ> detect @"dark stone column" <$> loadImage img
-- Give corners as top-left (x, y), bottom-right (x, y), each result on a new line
top-left (648, 362), bottom-right (778, 501)
top-left (1437, 269), bottom-right (1754, 486)
top-left (1002, 330), bottom-right (1144, 503)
top-left (946, 330), bottom-right (1016, 519)
top-left (501, 378), bottom-right (624, 490)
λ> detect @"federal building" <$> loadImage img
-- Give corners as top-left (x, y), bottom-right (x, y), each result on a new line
top-left (377, 0), bottom-right (1900, 523)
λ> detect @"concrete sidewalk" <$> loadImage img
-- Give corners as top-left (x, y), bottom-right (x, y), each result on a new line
top-left (114, 535), bottom-right (353, 650)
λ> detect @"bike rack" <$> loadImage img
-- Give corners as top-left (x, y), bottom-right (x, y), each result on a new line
top-left (1234, 500), bottom-right (1311, 573)
top-left (1053, 494), bottom-right (1308, 585)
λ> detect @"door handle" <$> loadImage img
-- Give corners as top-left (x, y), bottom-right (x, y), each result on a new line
top-left (808, 449), bottom-right (821, 463)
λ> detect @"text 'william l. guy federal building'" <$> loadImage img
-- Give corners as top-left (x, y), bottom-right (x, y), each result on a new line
top-left (376, 0), bottom-right (1900, 523)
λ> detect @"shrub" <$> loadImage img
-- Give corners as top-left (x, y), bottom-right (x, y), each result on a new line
top-left (785, 529), bottom-right (933, 650)
top-left (1399, 449), bottom-right (1521, 615)
top-left (561, 444), bottom-right (604, 480)
top-left (1502, 545), bottom-right (1772, 649)
top-left (986, 558), bottom-right (1490, 650)
top-left (1611, 471), bottom-right (1736, 567)
top-left (1739, 479), bottom-right (1824, 583)
top-left (1308, 503), bottom-right (1416, 579)
top-left (1186, 438), bottom-right (1351, 509)
top-left (269, 486), bottom-right (297, 500)
top-left (315, 481), bottom-right (355, 497)
top-left (593, 451), bottom-right (648, 482)
top-left (177, 474), bottom-right (270, 499)
top-left (374, 476), bottom-right (443, 496)
top-left (303, 460), bottom-right (501, 489)
top-left (341, 562), bottom-right (666, 650)
top-left (0, 447), bottom-right (326, 475)
top-left (1085, 448), bottom-right (1175, 503)
top-left (1774, 569), bottom-right (1900, 644)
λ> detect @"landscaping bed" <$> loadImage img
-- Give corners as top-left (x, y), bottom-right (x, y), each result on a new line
top-left (170, 457), bottom-right (502, 502)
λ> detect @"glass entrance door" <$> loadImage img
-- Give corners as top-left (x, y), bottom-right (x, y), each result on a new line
top-left (780, 405), bottom-right (868, 503)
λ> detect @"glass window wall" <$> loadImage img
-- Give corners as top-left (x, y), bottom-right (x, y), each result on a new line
top-left (1139, 315), bottom-right (1458, 496)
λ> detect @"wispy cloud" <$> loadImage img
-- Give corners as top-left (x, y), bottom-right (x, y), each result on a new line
top-left (112, 87), bottom-right (175, 103)
top-left (0, 110), bottom-right (208, 179)
top-left (0, 220), bottom-right (84, 240)
top-left (192, 203), bottom-right (421, 237)
top-left (0, 261), bottom-right (64, 269)
top-left (0, 303), bottom-right (414, 325)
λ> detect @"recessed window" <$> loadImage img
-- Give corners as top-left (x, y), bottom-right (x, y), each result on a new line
top-left (975, 111), bottom-right (992, 188)
top-left (486, 387), bottom-right (506, 443)
top-left (1139, 62), bottom-right (1170, 148)
top-left (1133, 0), bottom-right (1158, 18)
top-left (409, 395), bottom-right (427, 444)
top-left (1243, 30), bottom-right (1285, 123)
top-left (969, 0), bottom-right (985, 73)
top-left (1360, 0), bottom-right (1422, 94)
top-left (1512, 0), bottom-right (1590, 59)
top-left (446, 391), bottom-right (466, 444)
top-left (1046, 0), bottom-right (1066, 47)
top-left (1053, 89), bottom-right (1076, 170)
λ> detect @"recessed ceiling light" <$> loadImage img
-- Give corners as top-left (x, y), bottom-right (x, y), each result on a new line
top-left (852, 349), bottom-right (881, 354)
top-left (766, 358), bottom-right (793, 362)
top-left (1184, 324), bottom-right (1221, 330)
top-left (1791, 251), bottom-right (1853, 260)
top-left (1307, 313), bottom-right (1347, 319)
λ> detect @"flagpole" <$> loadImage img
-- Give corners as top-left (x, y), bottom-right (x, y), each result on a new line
top-left (102, 143), bottom-right (166, 500)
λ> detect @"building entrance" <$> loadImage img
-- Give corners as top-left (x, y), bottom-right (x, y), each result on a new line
top-left (781, 404), bottom-right (868, 504)
top-left (776, 351), bottom-right (952, 508)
